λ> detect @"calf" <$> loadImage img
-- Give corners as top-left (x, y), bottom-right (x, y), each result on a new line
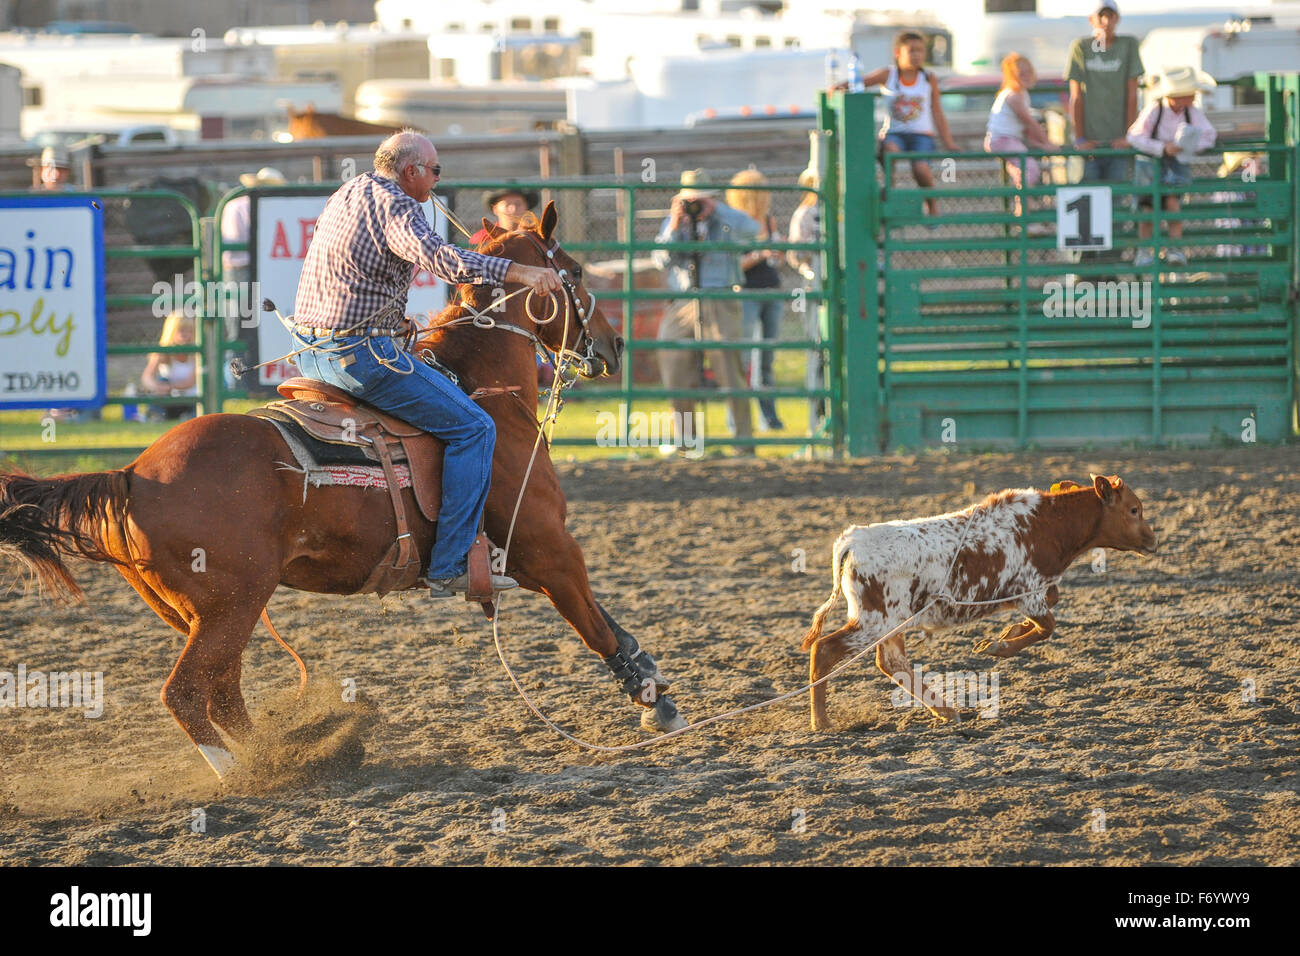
top-left (801, 474), bottom-right (1156, 731)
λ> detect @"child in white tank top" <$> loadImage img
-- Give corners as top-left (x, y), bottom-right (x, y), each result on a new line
top-left (859, 31), bottom-right (957, 218)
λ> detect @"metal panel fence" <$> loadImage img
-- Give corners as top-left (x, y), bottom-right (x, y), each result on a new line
top-left (211, 176), bottom-right (840, 453)
top-left (828, 77), bottom-right (1298, 454)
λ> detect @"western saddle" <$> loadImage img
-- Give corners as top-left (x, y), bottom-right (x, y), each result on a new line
top-left (251, 376), bottom-right (498, 608)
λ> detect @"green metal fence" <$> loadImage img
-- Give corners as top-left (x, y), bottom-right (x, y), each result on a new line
top-left (828, 75), bottom-right (1299, 453)
top-left (211, 177), bottom-right (840, 452)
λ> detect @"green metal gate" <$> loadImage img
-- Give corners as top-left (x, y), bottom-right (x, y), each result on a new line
top-left (827, 74), bottom-right (1299, 454)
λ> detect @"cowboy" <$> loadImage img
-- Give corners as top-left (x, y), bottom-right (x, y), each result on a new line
top-left (470, 187), bottom-right (540, 245)
top-left (36, 146), bottom-right (71, 190)
top-left (291, 130), bottom-right (562, 597)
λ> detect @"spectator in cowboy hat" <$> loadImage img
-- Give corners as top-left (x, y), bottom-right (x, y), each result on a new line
top-left (653, 168), bottom-right (759, 453)
top-left (470, 187), bottom-right (541, 245)
top-left (1127, 65), bottom-right (1217, 268)
top-left (238, 166), bottom-right (288, 190)
top-left (220, 166), bottom-right (286, 387)
top-left (36, 146), bottom-right (71, 190)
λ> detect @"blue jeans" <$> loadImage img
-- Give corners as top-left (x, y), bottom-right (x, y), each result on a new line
top-left (882, 132), bottom-right (936, 153)
top-left (1082, 154), bottom-right (1131, 183)
top-left (292, 333), bottom-right (494, 579)
top-left (742, 296), bottom-right (783, 429)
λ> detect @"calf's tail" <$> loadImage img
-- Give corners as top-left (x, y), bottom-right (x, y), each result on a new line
top-left (799, 536), bottom-right (852, 651)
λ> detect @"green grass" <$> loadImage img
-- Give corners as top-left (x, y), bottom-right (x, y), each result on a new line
top-left (1, 349), bottom-right (832, 474)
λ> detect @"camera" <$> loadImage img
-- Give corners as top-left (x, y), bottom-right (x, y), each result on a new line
top-left (681, 198), bottom-right (703, 218)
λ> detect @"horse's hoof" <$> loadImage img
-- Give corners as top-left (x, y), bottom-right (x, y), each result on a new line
top-left (641, 695), bottom-right (688, 734)
top-left (197, 744), bottom-right (236, 780)
top-left (975, 639), bottom-right (1012, 658)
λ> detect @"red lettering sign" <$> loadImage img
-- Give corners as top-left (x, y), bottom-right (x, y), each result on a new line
top-left (298, 219), bottom-right (317, 258)
top-left (269, 221), bottom-right (292, 259)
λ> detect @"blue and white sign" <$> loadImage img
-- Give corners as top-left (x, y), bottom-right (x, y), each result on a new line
top-left (0, 196), bottom-right (106, 409)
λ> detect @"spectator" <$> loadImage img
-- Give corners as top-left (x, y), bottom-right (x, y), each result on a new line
top-left (654, 169), bottom-right (759, 453)
top-left (38, 145), bottom-right (98, 423)
top-left (221, 167), bottom-right (285, 389)
top-left (1067, 1), bottom-right (1143, 181)
top-left (787, 166), bottom-right (828, 437)
top-left (1066, 1), bottom-right (1143, 272)
top-left (727, 168), bottom-right (785, 432)
top-left (36, 146), bottom-right (72, 191)
top-left (985, 53), bottom-right (1053, 230)
top-left (1127, 66), bottom-right (1217, 268)
top-left (221, 166), bottom-right (286, 281)
top-left (861, 31), bottom-right (957, 218)
top-left (140, 311), bottom-right (200, 420)
top-left (470, 188), bottom-right (540, 245)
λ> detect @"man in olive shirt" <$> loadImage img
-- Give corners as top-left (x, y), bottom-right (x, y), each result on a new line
top-left (1067, 0), bottom-right (1143, 183)
top-left (1066, 0), bottom-right (1143, 269)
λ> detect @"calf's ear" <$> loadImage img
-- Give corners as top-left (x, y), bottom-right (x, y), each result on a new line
top-left (1050, 479), bottom-right (1083, 492)
top-left (1090, 473), bottom-right (1116, 504)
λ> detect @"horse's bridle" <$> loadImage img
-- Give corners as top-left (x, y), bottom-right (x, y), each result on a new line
top-left (428, 232), bottom-right (604, 385)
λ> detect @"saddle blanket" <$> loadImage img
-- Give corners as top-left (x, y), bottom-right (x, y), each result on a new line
top-left (262, 418), bottom-right (413, 501)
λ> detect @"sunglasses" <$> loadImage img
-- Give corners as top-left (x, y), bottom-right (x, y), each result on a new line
top-left (413, 162), bottom-right (442, 176)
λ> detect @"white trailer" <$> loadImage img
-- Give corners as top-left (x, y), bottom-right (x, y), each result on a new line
top-left (1141, 23), bottom-right (1300, 107)
top-left (0, 62), bottom-right (20, 144)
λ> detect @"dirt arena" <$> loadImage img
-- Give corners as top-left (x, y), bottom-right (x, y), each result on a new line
top-left (1, 447), bottom-right (1297, 865)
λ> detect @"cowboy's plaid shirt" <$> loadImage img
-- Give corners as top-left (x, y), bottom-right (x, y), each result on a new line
top-left (293, 171), bottom-right (510, 330)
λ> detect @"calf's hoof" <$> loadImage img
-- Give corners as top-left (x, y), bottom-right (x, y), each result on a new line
top-left (641, 694), bottom-right (688, 733)
top-left (975, 637), bottom-right (1016, 658)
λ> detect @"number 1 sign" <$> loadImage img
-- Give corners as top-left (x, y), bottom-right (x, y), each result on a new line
top-left (1056, 185), bottom-right (1112, 251)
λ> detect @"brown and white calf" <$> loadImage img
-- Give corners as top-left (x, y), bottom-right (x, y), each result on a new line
top-left (800, 474), bottom-right (1156, 731)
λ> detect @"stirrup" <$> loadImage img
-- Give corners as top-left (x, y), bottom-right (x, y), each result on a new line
top-left (426, 571), bottom-right (518, 599)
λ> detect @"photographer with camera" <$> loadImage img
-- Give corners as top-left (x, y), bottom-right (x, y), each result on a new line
top-left (653, 170), bottom-right (759, 454)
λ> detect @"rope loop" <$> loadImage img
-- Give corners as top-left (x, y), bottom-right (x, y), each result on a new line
top-left (525, 288), bottom-right (561, 325)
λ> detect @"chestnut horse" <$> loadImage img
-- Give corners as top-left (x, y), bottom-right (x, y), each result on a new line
top-left (0, 202), bottom-right (686, 779)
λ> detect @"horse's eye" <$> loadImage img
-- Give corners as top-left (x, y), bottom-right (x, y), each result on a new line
top-left (571, 265), bottom-right (583, 282)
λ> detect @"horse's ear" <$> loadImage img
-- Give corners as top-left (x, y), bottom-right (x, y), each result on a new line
top-left (539, 200), bottom-right (558, 242)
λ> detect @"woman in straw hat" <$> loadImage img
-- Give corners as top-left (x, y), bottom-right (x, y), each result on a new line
top-left (1126, 66), bottom-right (1217, 267)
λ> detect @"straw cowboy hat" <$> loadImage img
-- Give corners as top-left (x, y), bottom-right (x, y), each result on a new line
top-left (677, 168), bottom-right (719, 199)
top-left (482, 187), bottom-right (540, 211)
top-left (39, 146), bottom-right (71, 169)
top-left (239, 166), bottom-right (287, 188)
top-left (1152, 66), bottom-right (1216, 99)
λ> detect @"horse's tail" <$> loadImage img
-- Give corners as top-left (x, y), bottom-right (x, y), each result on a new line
top-left (0, 468), bottom-right (130, 604)
top-left (799, 535), bottom-right (852, 651)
